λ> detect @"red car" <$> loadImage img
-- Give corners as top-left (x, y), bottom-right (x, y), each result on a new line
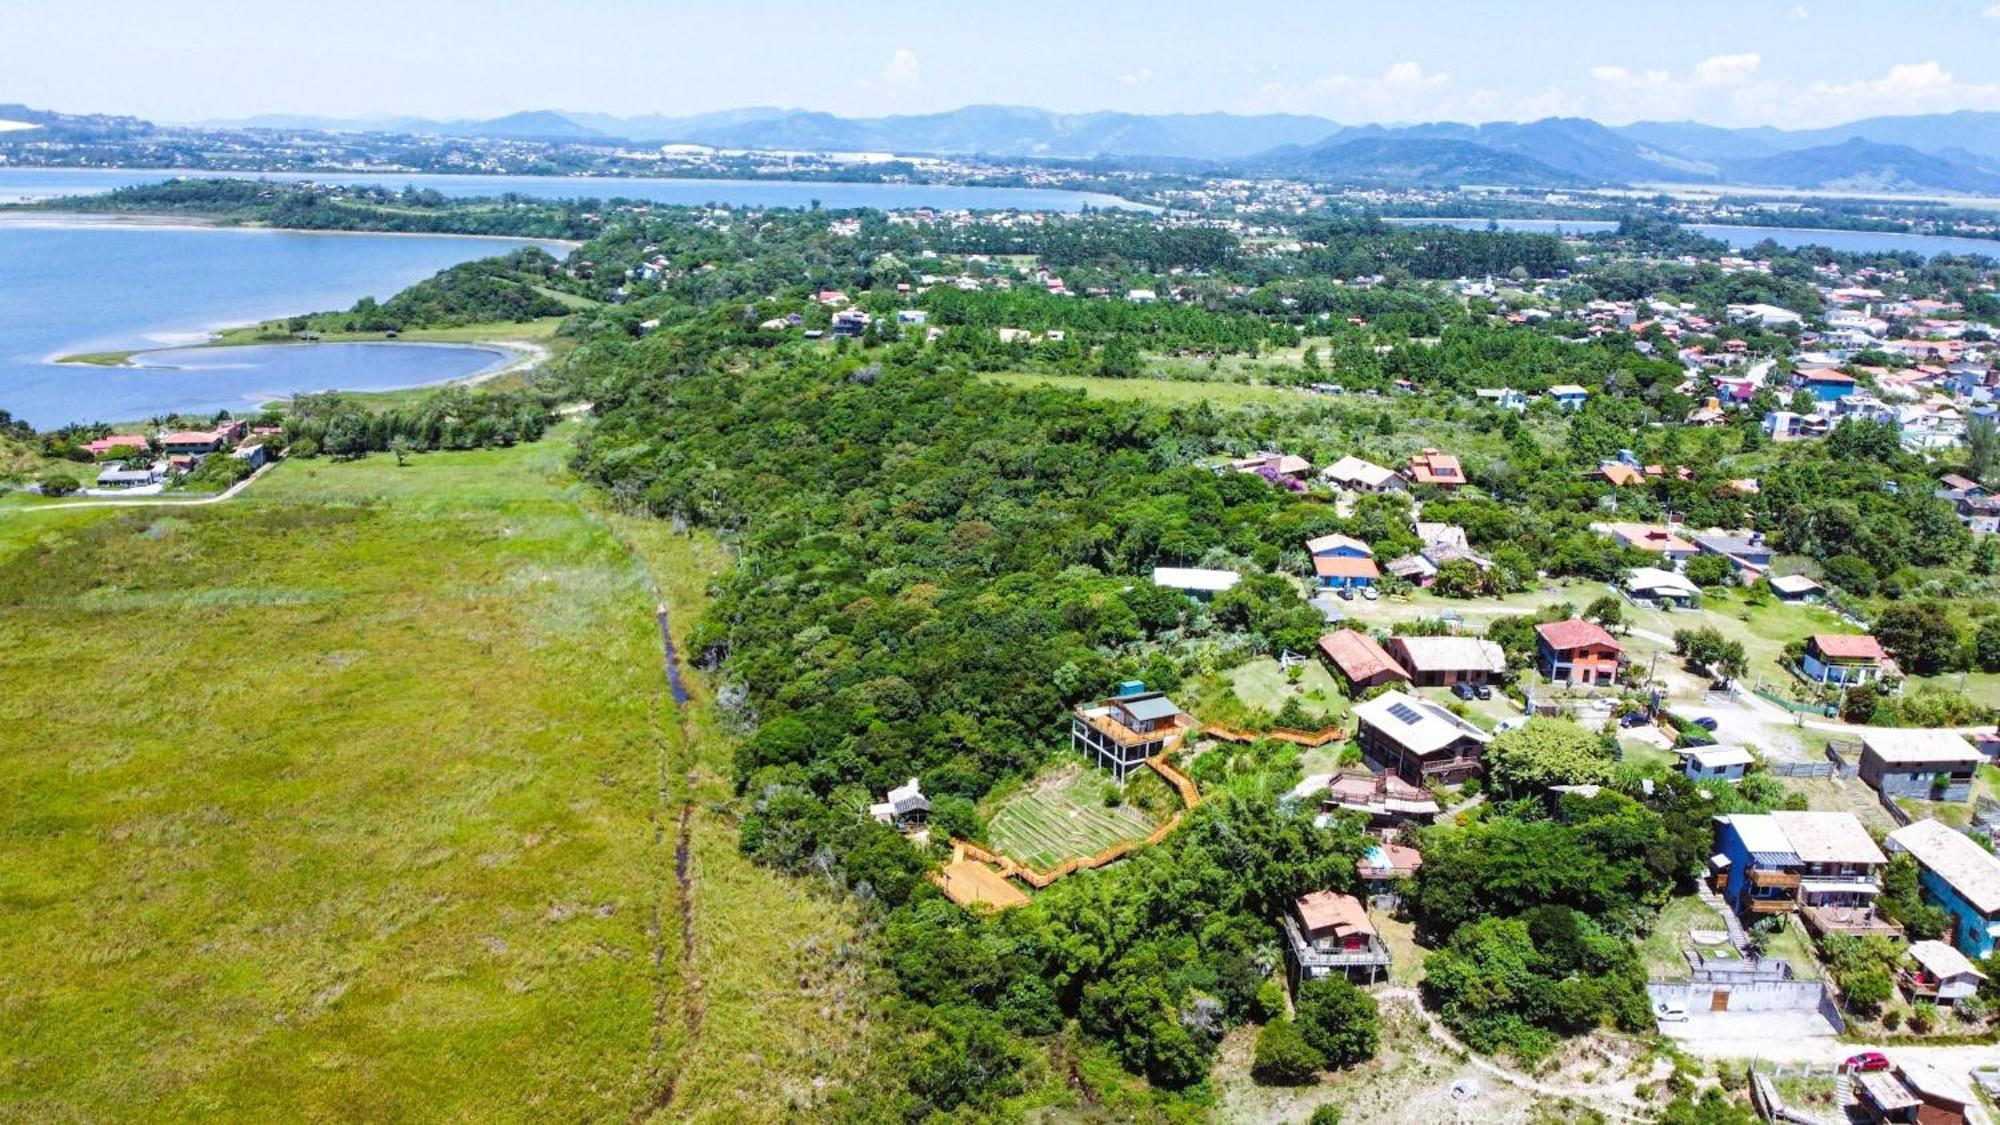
top-left (1844, 1052), bottom-right (1891, 1073)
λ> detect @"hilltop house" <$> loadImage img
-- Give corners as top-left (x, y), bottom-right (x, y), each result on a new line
top-left (1602, 523), bottom-right (1699, 567)
top-left (160, 431), bottom-right (222, 456)
top-left (1547, 383), bottom-right (1590, 411)
top-left (1384, 635), bottom-right (1507, 687)
top-left (1321, 455), bottom-right (1404, 494)
top-left (82, 434), bottom-right (150, 457)
top-left (1317, 629), bottom-right (1410, 693)
top-left (1710, 811), bottom-right (1898, 937)
top-left (1798, 633), bottom-right (1889, 685)
top-left (1625, 567), bottom-right (1702, 609)
top-left (1352, 690), bottom-right (1491, 784)
top-left (1535, 619), bottom-right (1622, 687)
top-left (94, 465), bottom-right (163, 490)
top-left (1071, 684), bottom-right (1186, 783)
top-left (1886, 818), bottom-right (2000, 958)
top-left (1282, 890), bottom-right (1391, 987)
top-left (1860, 731), bottom-right (1982, 803)
top-left (1307, 532), bottom-right (1380, 590)
top-left (1404, 449), bottom-right (1466, 489)
top-left (868, 778), bottom-right (930, 830)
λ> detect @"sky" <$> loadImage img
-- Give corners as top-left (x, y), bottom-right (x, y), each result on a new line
top-left (9, 0), bottom-right (2000, 129)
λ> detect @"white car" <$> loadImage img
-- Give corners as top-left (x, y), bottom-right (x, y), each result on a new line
top-left (1359, 586), bottom-right (1379, 601)
top-left (1653, 1000), bottom-right (1690, 1023)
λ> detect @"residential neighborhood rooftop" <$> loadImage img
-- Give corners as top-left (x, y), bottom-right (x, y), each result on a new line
top-left (1535, 618), bottom-right (1619, 651)
top-left (1352, 690), bottom-right (1492, 755)
top-left (1317, 629), bottom-right (1407, 684)
top-left (1886, 818), bottom-right (2000, 915)
top-left (1767, 810), bottom-right (1889, 866)
top-left (1860, 729), bottom-right (1982, 765)
top-left (1389, 635), bottom-right (1506, 674)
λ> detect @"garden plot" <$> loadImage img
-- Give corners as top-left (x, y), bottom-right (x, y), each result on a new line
top-left (987, 762), bottom-right (1169, 869)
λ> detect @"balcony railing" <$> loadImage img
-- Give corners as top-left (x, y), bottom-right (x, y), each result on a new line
top-left (1282, 916), bottom-right (1392, 970)
top-left (1749, 869), bottom-right (1802, 889)
top-left (1747, 898), bottom-right (1796, 914)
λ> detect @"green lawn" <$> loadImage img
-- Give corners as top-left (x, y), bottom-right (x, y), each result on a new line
top-left (1757, 916), bottom-right (1819, 980)
top-left (985, 762), bottom-right (1170, 869)
top-left (0, 431), bottom-right (873, 1120)
top-left (1639, 894), bottom-right (1732, 981)
top-left (1225, 656), bottom-right (1350, 721)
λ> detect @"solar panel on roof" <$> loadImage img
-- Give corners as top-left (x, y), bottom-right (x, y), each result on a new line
top-left (1387, 702), bottom-right (1422, 725)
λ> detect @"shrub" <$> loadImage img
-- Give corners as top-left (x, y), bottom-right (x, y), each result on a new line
top-left (1293, 975), bottom-right (1380, 1069)
top-left (35, 470), bottom-right (80, 496)
top-left (1251, 1017), bottom-right (1324, 1084)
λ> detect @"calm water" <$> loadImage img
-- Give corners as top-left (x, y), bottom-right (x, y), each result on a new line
top-left (0, 222), bottom-right (557, 426)
top-left (0, 166), bottom-right (1143, 212)
top-left (1385, 216), bottom-right (2000, 258)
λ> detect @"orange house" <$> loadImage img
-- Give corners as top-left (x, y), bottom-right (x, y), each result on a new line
top-left (1535, 619), bottom-right (1623, 687)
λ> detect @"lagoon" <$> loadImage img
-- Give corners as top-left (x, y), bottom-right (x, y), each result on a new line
top-left (0, 221), bottom-right (555, 427)
top-left (0, 166), bottom-right (1143, 212)
top-left (1384, 216), bottom-right (2000, 258)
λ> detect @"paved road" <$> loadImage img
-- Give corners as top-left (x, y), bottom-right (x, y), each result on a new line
top-left (2, 462), bottom-right (272, 513)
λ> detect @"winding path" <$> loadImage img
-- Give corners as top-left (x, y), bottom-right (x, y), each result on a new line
top-left (1375, 990), bottom-right (1650, 1121)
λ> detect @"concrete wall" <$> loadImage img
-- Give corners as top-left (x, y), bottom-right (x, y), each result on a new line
top-left (1647, 979), bottom-right (1834, 1014)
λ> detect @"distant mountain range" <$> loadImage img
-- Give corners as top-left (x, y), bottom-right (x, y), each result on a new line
top-left (49, 102), bottom-right (2000, 194)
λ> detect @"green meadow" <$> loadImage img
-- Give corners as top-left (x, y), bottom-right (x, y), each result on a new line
top-left (0, 430), bottom-right (877, 1120)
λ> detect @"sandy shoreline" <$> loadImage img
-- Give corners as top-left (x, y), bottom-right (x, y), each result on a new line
top-left (0, 210), bottom-right (580, 249)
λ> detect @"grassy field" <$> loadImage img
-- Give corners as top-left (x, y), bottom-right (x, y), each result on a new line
top-left (0, 430), bottom-right (876, 1120)
top-left (986, 762), bottom-right (1169, 869)
top-left (1227, 656), bottom-right (1350, 721)
top-left (980, 370), bottom-right (1317, 409)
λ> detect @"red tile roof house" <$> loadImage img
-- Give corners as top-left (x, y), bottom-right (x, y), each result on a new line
top-left (83, 434), bottom-right (151, 457)
top-left (160, 431), bottom-right (223, 456)
top-left (1798, 634), bottom-right (1890, 686)
top-left (1283, 890), bottom-right (1391, 988)
top-left (1404, 448), bottom-right (1466, 489)
top-left (1535, 619), bottom-right (1623, 687)
top-left (1317, 629), bottom-right (1410, 692)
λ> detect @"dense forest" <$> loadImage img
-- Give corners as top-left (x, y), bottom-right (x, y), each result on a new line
top-left (16, 178), bottom-right (605, 240)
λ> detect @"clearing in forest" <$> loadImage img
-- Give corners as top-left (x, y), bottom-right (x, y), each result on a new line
top-left (986, 760), bottom-right (1173, 870)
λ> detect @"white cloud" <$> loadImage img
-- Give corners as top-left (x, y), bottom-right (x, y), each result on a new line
top-left (1984, 3), bottom-right (2000, 19)
top-left (1691, 53), bottom-right (1761, 87)
top-left (1788, 4), bottom-right (1809, 20)
top-left (879, 48), bottom-right (921, 88)
top-left (1240, 62), bottom-right (1462, 120)
top-left (1116, 68), bottom-right (1153, 86)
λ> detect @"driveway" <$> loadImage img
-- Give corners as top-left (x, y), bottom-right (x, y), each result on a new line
top-left (1658, 1007), bottom-right (1840, 1051)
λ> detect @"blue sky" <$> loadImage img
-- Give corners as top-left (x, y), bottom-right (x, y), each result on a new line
top-left (9, 0), bottom-right (2000, 128)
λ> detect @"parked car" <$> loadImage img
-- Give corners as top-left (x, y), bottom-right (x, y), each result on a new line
top-left (1653, 1000), bottom-right (1689, 1023)
top-left (1474, 683), bottom-right (1493, 700)
top-left (1336, 586), bottom-right (1354, 601)
top-left (1620, 711), bottom-right (1652, 728)
top-left (1692, 716), bottom-right (1719, 732)
top-left (1451, 682), bottom-right (1477, 700)
top-left (1359, 585), bottom-right (1379, 601)
top-left (1844, 1052), bottom-right (1891, 1073)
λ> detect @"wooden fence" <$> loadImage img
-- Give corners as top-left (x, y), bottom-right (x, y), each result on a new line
top-left (949, 751), bottom-right (1204, 894)
top-left (1200, 722), bottom-right (1349, 747)
top-left (1770, 761), bottom-right (1835, 779)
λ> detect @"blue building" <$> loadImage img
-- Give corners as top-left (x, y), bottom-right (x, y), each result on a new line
top-left (1306, 532), bottom-right (1379, 590)
top-left (1710, 811), bottom-right (1895, 936)
top-left (1798, 371), bottom-right (1858, 404)
top-left (1886, 819), bottom-right (2000, 959)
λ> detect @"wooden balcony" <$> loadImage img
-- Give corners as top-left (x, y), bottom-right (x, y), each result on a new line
top-left (1899, 971), bottom-right (1940, 999)
top-left (1801, 904), bottom-right (1902, 938)
top-left (1749, 869), bottom-right (1802, 889)
top-left (1746, 898), bottom-right (1797, 915)
top-left (1074, 708), bottom-right (1182, 748)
